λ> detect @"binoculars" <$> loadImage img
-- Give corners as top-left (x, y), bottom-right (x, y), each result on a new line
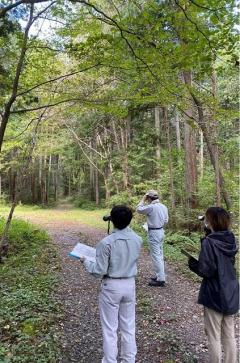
top-left (103, 215), bottom-right (111, 222)
top-left (103, 215), bottom-right (111, 234)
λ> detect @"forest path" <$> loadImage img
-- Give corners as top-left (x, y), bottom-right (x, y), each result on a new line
top-left (21, 208), bottom-right (212, 363)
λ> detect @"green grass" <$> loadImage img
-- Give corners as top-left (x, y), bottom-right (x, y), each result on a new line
top-left (0, 204), bottom-right (108, 230)
top-left (0, 218), bottom-right (61, 363)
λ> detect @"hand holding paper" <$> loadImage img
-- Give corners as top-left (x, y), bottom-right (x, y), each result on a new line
top-left (69, 242), bottom-right (96, 263)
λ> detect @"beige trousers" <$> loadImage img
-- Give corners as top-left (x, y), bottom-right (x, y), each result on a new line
top-left (204, 307), bottom-right (237, 363)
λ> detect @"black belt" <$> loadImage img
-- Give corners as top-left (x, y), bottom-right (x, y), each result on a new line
top-left (103, 276), bottom-right (132, 279)
top-left (148, 227), bottom-right (163, 230)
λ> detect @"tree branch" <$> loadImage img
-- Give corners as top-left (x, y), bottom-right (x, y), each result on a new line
top-left (174, 0), bottom-right (213, 49)
top-left (17, 63), bottom-right (100, 97)
top-left (0, 0), bottom-right (50, 18)
top-left (188, 0), bottom-right (231, 12)
top-left (65, 124), bottom-right (106, 159)
top-left (66, 124), bottom-right (104, 175)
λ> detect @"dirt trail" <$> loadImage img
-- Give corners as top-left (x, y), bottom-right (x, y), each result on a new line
top-left (23, 211), bottom-right (238, 363)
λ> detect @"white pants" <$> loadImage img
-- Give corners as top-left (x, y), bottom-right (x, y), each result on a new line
top-left (148, 229), bottom-right (165, 281)
top-left (204, 307), bottom-right (237, 363)
top-left (99, 277), bottom-right (136, 363)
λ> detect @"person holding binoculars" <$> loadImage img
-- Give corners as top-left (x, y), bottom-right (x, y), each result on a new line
top-left (136, 190), bottom-right (168, 287)
top-left (188, 207), bottom-right (239, 363)
top-left (80, 205), bottom-right (142, 363)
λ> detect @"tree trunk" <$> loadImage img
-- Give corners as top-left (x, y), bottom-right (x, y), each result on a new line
top-left (154, 105), bottom-right (161, 179)
top-left (163, 108), bottom-right (176, 210)
top-left (89, 140), bottom-right (95, 200)
top-left (199, 130), bottom-right (204, 180)
top-left (120, 116), bottom-right (131, 190)
top-left (211, 68), bottom-right (221, 206)
top-left (104, 177), bottom-right (111, 201)
top-left (95, 168), bottom-right (99, 205)
top-left (175, 110), bottom-right (181, 151)
top-left (54, 155), bottom-right (59, 202)
top-left (111, 119), bottom-right (121, 152)
top-left (47, 154), bottom-right (52, 200)
top-left (183, 71), bottom-right (198, 208)
top-left (109, 160), bottom-right (119, 194)
top-left (191, 93), bottom-right (231, 209)
top-left (31, 172), bottom-right (36, 203)
top-left (68, 170), bottom-right (71, 197)
top-left (0, 7), bottom-right (34, 152)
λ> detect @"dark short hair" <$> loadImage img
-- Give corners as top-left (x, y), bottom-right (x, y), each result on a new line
top-left (110, 205), bottom-right (133, 230)
top-left (205, 207), bottom-right (230, 232)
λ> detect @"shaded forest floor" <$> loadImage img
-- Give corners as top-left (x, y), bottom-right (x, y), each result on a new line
top-left (13, 204), bottom-right (239, 363)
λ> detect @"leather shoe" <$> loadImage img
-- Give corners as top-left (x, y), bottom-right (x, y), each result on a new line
top-left (148, 280), bottom-right (165, 287)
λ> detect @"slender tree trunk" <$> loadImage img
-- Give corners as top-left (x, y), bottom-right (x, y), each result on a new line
top-left (211, 67), bottom-right (221, 206)
top-left (40, 156), bottom-right (47, 204)
top-left (109, 160), bottom-right (119, 194)
top-left (54, 155), bottom-right (59, 201)
top-left (163, 108), bottom-right (176, 210)
top-left (89, 140), bottom-right (94, 200)
top-left (104, 178), bottom-right (111, 201)
top-left (38, 156), bottom-right (42, 202)
top-left (183, 71), bottom-right (198, 208)
top-left (47, 154), bottom-right (52, 200)
top-left (155, 105), bottom-right (161, 179)
top-left (11, 170), bottom-right (17, 203)
top-left (95, 168), bottom-right (99, 205)
top-left (199, 130), bottom-right (204, 180)
top-left (175, 110), bottom-right (181, 151)
top-left (111, 119), bottom-right (121, 152)
top-left (68, 170), bottom-right (71, 197)
top-left (120, 116), bottom-right (131, 190)
top-left (94, 130), bottom-right (101, 204)
top-left (31, 172), bottom-right (36, 203)
top-left (44, 156), bottom-right (48, 204)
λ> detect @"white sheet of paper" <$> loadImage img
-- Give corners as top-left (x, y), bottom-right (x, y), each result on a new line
top-left (142, 223), bottom-right (148, 232)
top-left (69, 242), bottom-right (96, 262)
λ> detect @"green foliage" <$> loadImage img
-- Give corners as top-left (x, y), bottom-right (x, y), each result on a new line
top-left (73, 196), bottom-right (104, 210)
top-left (0, 218), bottom-right (61, 363)
top-left (0, 0), bottom-right (238, 229)
top-left (106, 191), bottom-right (139, 209)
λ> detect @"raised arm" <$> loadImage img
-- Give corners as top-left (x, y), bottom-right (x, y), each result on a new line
top-left (136, 198), bottom-right (153, 215)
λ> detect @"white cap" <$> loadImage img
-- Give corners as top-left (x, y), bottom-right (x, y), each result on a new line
top-left (146, 190), bottom-right (158, 198)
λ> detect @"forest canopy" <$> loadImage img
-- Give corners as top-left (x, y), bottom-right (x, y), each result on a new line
top-left (0, 0), bottom-right (239, 228)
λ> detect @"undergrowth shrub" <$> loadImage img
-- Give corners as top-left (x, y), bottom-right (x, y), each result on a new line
top-left (73, 196), bottom-right (104, 210)
top-left (0, 218), bottom-right (60, 363)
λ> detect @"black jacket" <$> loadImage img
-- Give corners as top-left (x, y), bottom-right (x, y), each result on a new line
top-left (189, 230), bottom-right (239, 315)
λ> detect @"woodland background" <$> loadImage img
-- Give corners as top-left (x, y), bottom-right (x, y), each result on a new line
top-left (0, 1), bottom-right (239, 362)
top-left (0, 0), bottom-right (239, 230)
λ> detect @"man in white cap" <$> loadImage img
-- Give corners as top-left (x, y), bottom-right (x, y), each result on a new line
top-left (136, 190), bottom-right (168, 286)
